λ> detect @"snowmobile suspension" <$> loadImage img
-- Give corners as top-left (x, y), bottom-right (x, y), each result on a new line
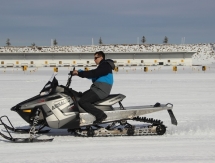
top-left (72, 116), bottom-right (166, 137)
top-left (29, 108), bottom-right (41, 139)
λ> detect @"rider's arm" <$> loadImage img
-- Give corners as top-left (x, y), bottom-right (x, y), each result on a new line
top-left (72, 69), bottom-right (83, 76)
top-left (78, 62), bottom-right (111, 78)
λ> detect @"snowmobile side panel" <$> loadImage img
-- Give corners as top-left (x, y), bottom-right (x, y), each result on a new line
top-left (46, 114), bottom-right (59, 128)
top-left (41, 95), bottom-right (78, 128)
top-left (42, 104), bottom-right (53, 117)
top-left (58, 112), bottom-right (79, 128)
top-left (46, 108), bottom-right (79, 129)
top-left (60, 114), bottom-right (80, 129)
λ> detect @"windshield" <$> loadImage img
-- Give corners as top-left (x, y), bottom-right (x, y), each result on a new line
top-left (40, 73), bottom-right (58, 96)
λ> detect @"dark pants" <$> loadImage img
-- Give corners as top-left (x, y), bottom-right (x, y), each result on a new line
top-left (72, 89), bottom-right (105, 119)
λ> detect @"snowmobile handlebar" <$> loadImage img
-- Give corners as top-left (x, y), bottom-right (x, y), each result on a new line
top-left (68, 67), bottom-right (75, 76)
top-left (66, 67), bottom-right (75, 88)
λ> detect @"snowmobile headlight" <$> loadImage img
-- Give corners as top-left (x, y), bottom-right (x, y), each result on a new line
top-left (22, 109), bottom-right (32, 113)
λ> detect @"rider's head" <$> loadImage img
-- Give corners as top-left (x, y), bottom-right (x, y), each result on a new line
top-left (94, 51), bottom-right (105, 65)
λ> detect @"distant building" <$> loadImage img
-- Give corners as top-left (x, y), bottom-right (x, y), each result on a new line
top-left (1, 43), bottom-right (213, 67)
top-left (0, 51), bottom-right (194, 68)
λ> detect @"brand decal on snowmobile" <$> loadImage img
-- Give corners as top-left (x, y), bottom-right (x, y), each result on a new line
top-left (52, 100), bottom-right (66, 110)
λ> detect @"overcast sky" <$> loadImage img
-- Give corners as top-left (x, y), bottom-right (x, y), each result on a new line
top-left (0, 0), bottom-right (214, 46)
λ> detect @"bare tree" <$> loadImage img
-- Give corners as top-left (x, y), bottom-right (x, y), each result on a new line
top-left (99, 37), bottom-right (103, 45)
top-left (6, 38), bottom-right (11, 46)
top-left (31, 43), bottom-right (36, 46)
top-left (141, 36), bottom-right (146, 44)
top-left (163, 36), bottom-right (168, 44)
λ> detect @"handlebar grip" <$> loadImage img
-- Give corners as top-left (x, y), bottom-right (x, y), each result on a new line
top-left (68, 67), bottom-right (75, 75)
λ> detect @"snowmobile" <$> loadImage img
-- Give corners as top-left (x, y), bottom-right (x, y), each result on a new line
top-left (0, 68), bottom-right (177, 143)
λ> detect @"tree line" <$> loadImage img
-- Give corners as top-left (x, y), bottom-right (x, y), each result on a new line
top-left (5, 39), bottom-right (58, 47)
top-left (4, 36), bottom-right (169, 46)
top-left (98, 36), bottom-right (169, 45)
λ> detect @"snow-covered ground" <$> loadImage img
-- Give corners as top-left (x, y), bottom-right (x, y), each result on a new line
top-left (0, 65), bottom-right (215, 163)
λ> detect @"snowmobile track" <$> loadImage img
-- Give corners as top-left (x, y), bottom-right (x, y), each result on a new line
top-left (71, 116), bottom-right (167, 137)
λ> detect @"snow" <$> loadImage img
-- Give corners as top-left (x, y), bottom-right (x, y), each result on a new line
top-left (0, 65), bottom-right (215, 163)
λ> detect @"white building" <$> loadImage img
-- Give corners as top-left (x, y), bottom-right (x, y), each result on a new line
top-left (0, 51), bottom-right (194, 68)
top-left (1, 43), bottom-right (214, 67)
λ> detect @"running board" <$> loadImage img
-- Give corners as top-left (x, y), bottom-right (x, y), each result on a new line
top-left (80, 103), bottom-right (176, 126)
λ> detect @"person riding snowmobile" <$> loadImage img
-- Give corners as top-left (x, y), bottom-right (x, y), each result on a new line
top-left (72, 51), bottom-right (115, 124)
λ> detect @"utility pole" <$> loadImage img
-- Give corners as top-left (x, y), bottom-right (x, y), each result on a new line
top-left (181, 37), bottom-right (185, 44)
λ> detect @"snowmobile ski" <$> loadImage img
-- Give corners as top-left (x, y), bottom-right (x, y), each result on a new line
top-left (0, 131), bottom-right (53, 143)
top-left (0, 115), bottom-right (53, 143)
top-left (0, 115), bottom-right (50, 133)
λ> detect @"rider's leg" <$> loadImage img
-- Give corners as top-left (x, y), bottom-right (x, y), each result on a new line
top-left (69, 89), bottom-right (82, 97)
top-left (78, 89), bottom-right (107, 121)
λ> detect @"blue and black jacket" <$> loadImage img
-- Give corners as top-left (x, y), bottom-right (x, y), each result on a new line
top-left (78, 59), bottom-right (115, 99)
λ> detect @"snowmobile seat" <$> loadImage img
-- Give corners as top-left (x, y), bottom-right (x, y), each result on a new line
top-left (96, 94), bottom-right (120, 103)
top-left (94, 94), bottom-right (126, 106)
top-left (73, 94), bottom-right (125, 113)
top-left (68, 92), bottom-right (115, 113)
